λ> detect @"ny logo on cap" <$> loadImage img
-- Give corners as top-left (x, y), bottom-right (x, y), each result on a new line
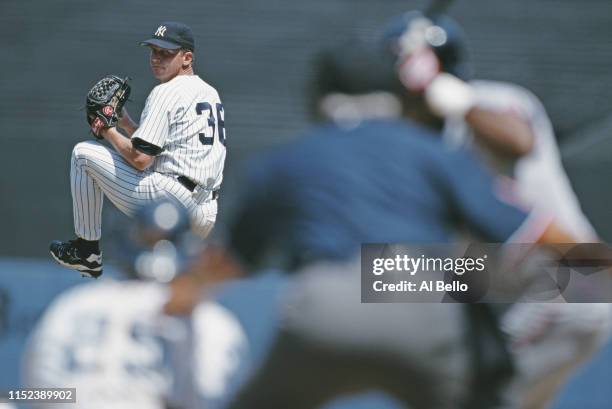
top-left (155, 25), bottom-right (167, 37)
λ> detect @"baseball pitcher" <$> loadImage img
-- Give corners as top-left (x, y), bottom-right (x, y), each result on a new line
top-left (49, 21), bottom-right (226, 278)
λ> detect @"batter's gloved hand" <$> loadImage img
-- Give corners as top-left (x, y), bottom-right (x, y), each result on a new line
top-left (86, 75), bottom-right (131, 139)
top-left (424, 73), bottom-right (476, 118)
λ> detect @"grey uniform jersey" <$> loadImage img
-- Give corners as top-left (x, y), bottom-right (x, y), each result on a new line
top-left (444, 80), bottom-right (597, 241)
top-left (133, 75), bottom-right (226, 190)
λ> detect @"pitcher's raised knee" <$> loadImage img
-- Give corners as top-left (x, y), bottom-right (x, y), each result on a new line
top-left (72, 140), bottom-right (106, 163)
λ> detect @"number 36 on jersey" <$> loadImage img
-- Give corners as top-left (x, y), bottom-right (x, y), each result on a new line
top-left (196, 102), bottom-right (226, 146)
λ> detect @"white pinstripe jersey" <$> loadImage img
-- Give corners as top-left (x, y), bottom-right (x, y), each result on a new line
top-left (132, 75), bottom-right (226, 190)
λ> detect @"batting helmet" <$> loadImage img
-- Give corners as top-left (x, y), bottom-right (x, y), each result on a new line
top-left (309, 38), bottom-right (406, 122)
top-left (381, 10), bottom-right (471, 80)
top-left (114, 199), bottom-right (203, 282)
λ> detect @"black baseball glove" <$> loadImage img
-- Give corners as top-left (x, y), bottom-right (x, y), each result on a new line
top-left (86, 75), bottom-right (131, 139)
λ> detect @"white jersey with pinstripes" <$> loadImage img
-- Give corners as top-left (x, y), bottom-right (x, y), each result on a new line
top-left (133, 75), bottom-right (226, 190)
top-left (68, 74), bottom-right (224, 241)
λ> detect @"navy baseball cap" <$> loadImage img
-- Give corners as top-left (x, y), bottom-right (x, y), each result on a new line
top-left (140, 21), bottom-right (195, 51)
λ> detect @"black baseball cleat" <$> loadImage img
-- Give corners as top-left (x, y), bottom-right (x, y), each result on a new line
top-left (49, 239), bottom-right (103, 278)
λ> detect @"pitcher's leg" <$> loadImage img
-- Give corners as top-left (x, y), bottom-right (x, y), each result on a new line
top-left (70, 141), bottom-right (161, 239)
top-left (153, 173), bottom-right (219, 238)
top-left (52, 141), bottom-right (162, 277)
top-left (71, 145), bottom-right (104, 241)
top-left (191, 200), bottom-right (217, 238)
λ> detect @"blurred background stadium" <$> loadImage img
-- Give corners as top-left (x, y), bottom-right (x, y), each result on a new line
top-left (1, 0), bottom-right (612, 407)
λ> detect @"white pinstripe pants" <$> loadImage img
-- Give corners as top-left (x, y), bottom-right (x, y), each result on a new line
top-left (71, 141), bottom-right (217, 240)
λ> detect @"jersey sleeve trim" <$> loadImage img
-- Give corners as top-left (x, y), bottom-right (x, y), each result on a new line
top-left (132, 137), bottom-right (164, 156)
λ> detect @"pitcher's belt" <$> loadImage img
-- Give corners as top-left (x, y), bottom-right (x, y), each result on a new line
top-left (177, 176), bottom-right (219, 200)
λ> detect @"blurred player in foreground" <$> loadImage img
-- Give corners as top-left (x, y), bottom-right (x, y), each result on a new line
top-left (22, 200), bottom-right (238, 409)
top-left (376, 11), bottom-right (610, 408)
top-left (182, 38), bottom-right (596, 409)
